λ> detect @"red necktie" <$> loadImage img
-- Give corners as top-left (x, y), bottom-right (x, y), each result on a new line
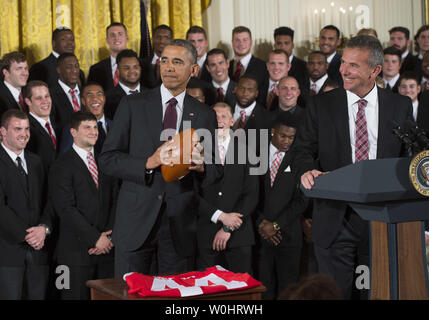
top-left (218, 144), bottom-right (226, 165)
top-left (310, 83), bottom-right (317, 96)
top-left (217, 87), bottom-right (224, 102)
top-left (233, 61), bottom-right (243, 82)
top-left (266, 83), bottom-right (277, 109)
top-left (69, 89), bottom-right (80, 112)
top-left (270, 151), bottom-right (283, 186)
top-left (113, 67), bottom-right (119, 86)
top-left (355, 99), bottom-right (369, 163)
top-left (45, 122), bottom-right (57, 149)
top-left (87, 152), bottom-right (98, 188)
top-left (18, 92), bottom-right (28, 113)
top-left (163, 97), bottom-right (178, 140)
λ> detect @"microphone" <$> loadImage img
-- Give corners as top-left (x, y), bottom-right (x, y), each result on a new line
top-left (405, 120), bottom-right (429, 150)
top-left (392, 121), bottom-right (418, 156)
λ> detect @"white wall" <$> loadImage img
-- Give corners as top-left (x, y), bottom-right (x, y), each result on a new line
top-left (203, 0), bottom-right (425, 61)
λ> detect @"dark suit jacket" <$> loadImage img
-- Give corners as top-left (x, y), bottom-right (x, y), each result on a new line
top-left (99, 87), bottom-right (222, 257)
top-left (0, 147), bottom-right (52, 266)
top-left (59, 117), bottom-right (112, 155)
top-left (198, 57), bottom-right (212, 83)
top-left (417, 90), bottom-right (429, 133)
top-left (0, 81), bottom-right (21, 117)
top-left (29, 53), bottom-right (85, 87)
top-left (49, 149), bottom-right (118, 266)
top-left (105, 85), bottom-right (127, 120)
top-left (229, 55), bottom-right (268, 93)
top-left (205, 80), bottom-right (237, 108)
top-left (49, 81), bottom-right (85, 135)
top-left (300, 76), bottom-right (338, 107)
top-left (26, 114), bottom-right (59, 172)
top-left (198, 139), bottom-right (258, 249)
top-left (327, 53), bottom-right (343, 86)
top-left (292, 87), bottom-right (413, 248)
top-left (257, 148), bottom-right (308, 247)
top-left (289, 56), bottom-right (309, 89)
top-left (269, 104), bottom-right (305, 127)
top-left (87, 58), bottom-right (114, 92)
top-left (401, 52), bottom-right (419, 74)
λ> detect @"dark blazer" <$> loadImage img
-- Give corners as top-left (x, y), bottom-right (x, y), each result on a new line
top-left (205, 80), bottom-right (237, 108)
top-left (257, 148), bottom-right (308, 247)
top-left (87, 58), bottom-right (114, 92)
top-left (300, 76), bottom-right (338, 108)
top-left (327, 53), bottom-right (343, 86)
top-left (49, 148), bottom-right (118, 266)
top-left (198, 139), bottom-right (258, 249)
top-left (99, 87), bottom-right (222, 257)
top-left (105, 85), bottom-right (127, 120)
top-left (0, 147), bottom-right (52, 266)
top-left (49, 81), bottom-right (85, 135)
top-left (59, 117), bottom-right (112, 155)
top-left (292, 87), bottom-right (413, 248)
top-left (198, 57), bottom-right (212, 83)
top-left (229, 55), bottom-right (268, 92)
top-left (0, 81), bottom-right (21, 117)
top-left (401, 52), bottom-right (419, 74)
top-left (269, 104), bottom-right (305, 127)
top-left (417, 90), bottom-right (429, 133)
top-left (29, 53), bottom-right (85, 87)
top-left (289, 56), bottom-right (309, 89)
top-left (26, 114), bottom-right (59, 172)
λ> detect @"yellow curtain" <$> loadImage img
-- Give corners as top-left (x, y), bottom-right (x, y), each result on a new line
top-left (0, 0), bottom-right (210, 77)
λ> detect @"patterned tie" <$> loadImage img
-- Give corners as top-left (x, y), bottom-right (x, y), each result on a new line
top-left (163, 97), bottom-right (178, 139)
top-left (18, 92), bottom-right (28, 113)
top-left (266, 83), bottom-right (277, 110)
top-left (113, 67), bottom-right (119, 86)
top-left (270, 151), bottom-right (283, 186)
top-left (217, 87), bottom-right (224, 102)
top-left (355, 99), bottom-right (369, 163)
top-left (69, 89), bottom-right (80, 112)
top-left (233, 61), bottom-right (243, 82)
top-left (218, 144), bottom-right (226, 165)
top-left (45, 121), bottom-right (57, 149)
top-left (87, 152), bottom-right (98, 188)
top-left (310, 83), bottom-right (317, 96)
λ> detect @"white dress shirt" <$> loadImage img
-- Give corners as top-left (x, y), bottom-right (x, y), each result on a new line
top-left (347, 84), bottom-right (379, 163)
top-left (97, 114), bottom-right (107, 133)
top-left (151, 53), bottom-right (161, 65)
top-left (58, 79), bottom-right (81, 110)
top-left (413, 100), bottom-right (419, 122)
top-left (160, 84), bottom-right (185, 135)
top-left (310, 74), bottom-right (329, 95)
top-left (110, 55), bottom-right (117, 79)
top-left (72, 143), bottom-right (96, 172)
top-left (197, 53), bottom-right (207, 70)
top-left (1, 143), bottom-right (27, 174)
top-left (119, 82), bottom-right (141, 95)
top-left (233, 101), bottom-right (256, 123)
top-left (212, 77), bottom-right (230, 95)
top-left (235, 52), bottom-right (252, 71)
top-left (327, 52), bottom-right (337, 64)
top-left (29, 112), bottom-right (56, 138)
top-left (269, 142), bottom-right (285, 169)
top-left (384, 73), bottom-right (400, 89)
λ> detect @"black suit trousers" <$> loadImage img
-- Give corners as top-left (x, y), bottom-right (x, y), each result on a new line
top-left (197, 245), bottom-right (252, 275)
top-left (314, 208), bottom-right (369, 300)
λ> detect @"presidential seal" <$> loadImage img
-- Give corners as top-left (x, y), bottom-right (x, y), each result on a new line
top-left (409, 150), bottom-right (429, 196)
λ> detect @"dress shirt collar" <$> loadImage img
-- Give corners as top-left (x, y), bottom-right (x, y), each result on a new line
top-left (152, 53), bottom-right (160, 65)
top-left (58, 79), bottom-right (79, 95)
top-left (1, 143), bottom-right (27, 173)
top-left (419, 53), bottom-right (424, 60)
top-left (268, 79), bottom-right (279, 92)
top-left (235, 52), bottom-right (252, 70)
top-left (402, 50), bottom-right (409, 60)
top-left (234, 101), bottom-right (256, 121)
top-left (52, 51), bottom-right (60, 58)
top-left (72, 143), bottom-right (95, 167)
top-left (3, 80), bottom-right (21, 102)
top-left (346, 84), bottom-right (378, 108)
top-left (310, 74), bottom-right (328, 93)
top-left (110, 55), bottom-right (116, 69)
top-left (29, 112), bottom-right (55, 136)
top-left (289, 55), bottom-right (294, 64)
top-left (97, 115), bottom-right (107, 132)
top-left (197, 53), bottom-right (207, 69)
top-left (412, 100), bottom-right (419, 122)
top-left (384, 73), bottom-right (400, 88)
top-left (269, 142), bottom-right (285, 165)
top-left (212, 77), bottom-right (230, 93)
top-left (119, 82), bottom-right (141, 95)
top-left (160, 84), bottom-right (186, 110)
top-left (327, 52), bottom-right (337, 64)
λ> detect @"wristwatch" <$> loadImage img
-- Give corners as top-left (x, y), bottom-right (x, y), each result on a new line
top-left (272, 222), bottom-right (280, 232)
top-left (38, 224), bottom-right (51, 235)
top-left (222, 225), bottom-right (233, 233)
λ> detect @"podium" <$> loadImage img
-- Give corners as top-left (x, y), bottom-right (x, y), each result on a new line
top-left (302, 158), bottom-right (429, 300)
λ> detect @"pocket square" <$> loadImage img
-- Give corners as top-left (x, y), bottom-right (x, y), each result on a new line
top-left (284, 166), bottom-right (291, 172)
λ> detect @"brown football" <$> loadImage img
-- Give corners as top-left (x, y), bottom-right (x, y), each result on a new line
top-left (161, 128), bottom-right (197, 182)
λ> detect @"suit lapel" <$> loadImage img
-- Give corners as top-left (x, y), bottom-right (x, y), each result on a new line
top-left (180, 95), bottom-right (198, 132)
top-left (376, 88), bottom-right (391, 158)
top-left (330, 89), bottom-right (352, 164)
top-left (148, 88), bottom-right (165, 148)
top-left (29, 114), bottom-right (56, 150)
top-left (271, 151), bottom-right (292, 188)
top-left (0, 147), bottom-right (29, 197)
top-left (70, 149), bottom-right (99, 192)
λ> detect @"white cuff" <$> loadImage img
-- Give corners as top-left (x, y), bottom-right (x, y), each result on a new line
top-left (211, 210), bottom-right (223, 224)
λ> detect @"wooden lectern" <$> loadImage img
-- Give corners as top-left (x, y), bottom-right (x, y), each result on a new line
top-left (302, 158), bottom-right (429, 300)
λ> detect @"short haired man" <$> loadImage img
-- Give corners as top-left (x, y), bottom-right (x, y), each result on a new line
top-left (197, 102), bottom-right (258, 275)
top-left (293, 35), bottom-right (413, 299)
top-left (382, 47), bottom-right (402, 92)
top-left (186, 26), bottom-right (211, 82)
top-left (306, 51), bottom-right (338, 96)
top-left (205, 48), bottom-right (237, 107)
top-left (88, 22), bottom-right (129, 92)
top-left (25, 81), bottom-right (58, 171)
top-left (319, 25), bottom-right (343, 85)
top-left (150, 25), bottom-right (173, 86)
top-left (257, 111), bottom-right (308, 299)
top-left (259, 50), bottom-right (291, 111)
top-left (0, 109), bottom-right (53, 299)
top-left (389, 26), bottom-right (419, 74)
top-left (272, 76), bottom-right (304, 121)
top-left (49, 111), bottom-right (118, 299)
top-left (274, 27), bottom-right (308, 88)
top-left (414, 25), bottom-right (429, 81)
top-left (105, 49), bottom-right (143, 119)
top-left (0, 51), bottom-right (29, 116)
top-left (49, 53), bottom-right (84, 133)
top-left (420, 51), bottom-right (429, 91)
top-left (229, 26), bottom-right (268, 91)
top-left (60, 82), bottom-right (112, 155)
top-left (29, 27), bottom-right (85, 86)
top-left (99, 39), bottom-right (222, 277)
top-left (397, 72), bottom-right (421, 122)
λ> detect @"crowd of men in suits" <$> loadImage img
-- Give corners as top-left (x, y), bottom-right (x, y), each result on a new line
top-left (0, 20), bottom-right (428, 301)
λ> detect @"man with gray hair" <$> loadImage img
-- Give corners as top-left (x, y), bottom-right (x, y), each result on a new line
top-left (292, 35), bottom-right (413, 299)
top-left (99, 39), bottom-right (222, 277)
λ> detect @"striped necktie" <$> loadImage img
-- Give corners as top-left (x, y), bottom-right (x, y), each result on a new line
top-left (270, 151), bottom-right (283, 186)
top-left (87, 152), bottom-right (98, 188)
